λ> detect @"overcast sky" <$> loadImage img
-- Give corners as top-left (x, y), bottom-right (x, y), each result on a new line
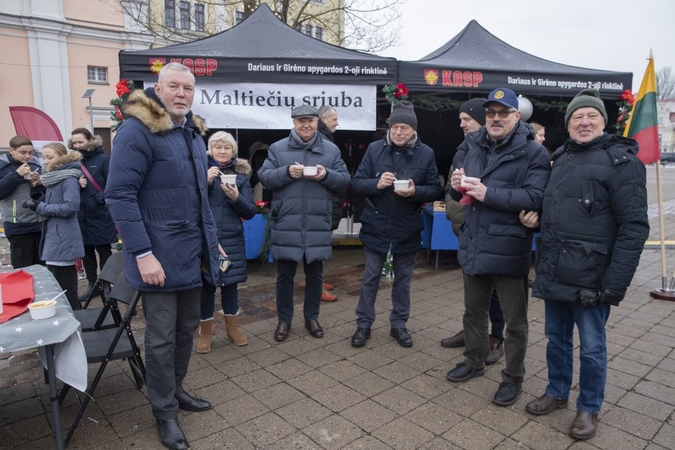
top-left (377, 0), bottom-right (674, 93)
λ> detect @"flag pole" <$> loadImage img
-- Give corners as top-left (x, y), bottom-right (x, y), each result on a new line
top-left (650, 159), bottom-right (675, 300)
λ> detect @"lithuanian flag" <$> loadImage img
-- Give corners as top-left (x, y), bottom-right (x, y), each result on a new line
top-left (624, 53), bottom-right (660, 164)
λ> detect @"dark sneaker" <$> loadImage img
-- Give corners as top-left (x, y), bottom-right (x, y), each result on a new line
top-left (446, 362), bottom-right (485, 382)
top-left (390, 327), bottom-right (413, 347)
top-left (351, 327), bottom-right (371, 347)
top-left (493, 381), bottom-right (522, 406)
top-left (440, 330), bottom-right (465, 348)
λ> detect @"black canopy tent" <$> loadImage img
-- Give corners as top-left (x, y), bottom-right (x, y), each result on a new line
top-left (398, 20), bottom-right (632, 99)
top-left (118, 3), bottom-right (397, 85)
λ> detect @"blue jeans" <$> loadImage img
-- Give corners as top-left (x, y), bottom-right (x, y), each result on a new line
top-left (200, 283), bottom-right (239, 319)
top-left (544, 299), bottom-right (611, 414)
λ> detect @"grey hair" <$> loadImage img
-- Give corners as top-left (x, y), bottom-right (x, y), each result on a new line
top-left (208, 131), bottom-right (238, 156)
top-left (158, 62), bottom-right (194, 84)
top-left (317, 105), bottom-right (336, 119)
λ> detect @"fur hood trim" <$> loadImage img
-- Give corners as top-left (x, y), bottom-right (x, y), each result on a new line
top-left (47, 151), bottom-right (82, 172)
top-left (234, 158), bottom-right (251, 176)
top-left (123, 89), bottom-right (207, 136)
top-left (67, 135), bottom-right (103, 152)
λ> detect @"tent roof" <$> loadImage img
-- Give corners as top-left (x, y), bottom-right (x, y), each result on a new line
top-left (119, 3), bottom-right (396, 84)
top-left (399, 20), bottom-right (631, 99)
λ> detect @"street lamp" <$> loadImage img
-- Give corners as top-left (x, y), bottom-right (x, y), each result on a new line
top-left (82, 88), bottom-right (96, 132)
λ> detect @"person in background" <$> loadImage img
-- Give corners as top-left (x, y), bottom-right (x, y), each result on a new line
top-left (258, 105), bottom-right (350, 342)
top-left (0, 136), bottom-right (44, 268)
top-left (22, 142), bottom-right (83, 310)
top-left (521, 89), bottom-right (649, 440)
top-left (68, 128), bottom-right (117, 302)
top-left (196, 131), bottom-right (256, 353)
top-left (441, 98), bottom-right (505, 366)
top-left (350, 100), bottom-right (443, 348)
top-left (317, 104), bottom-right (342, 302)
top-left (445, 88), bottom-right (550, 408)
top-left (530, 122), bottom-right (546, 146)
top-left (106, 62), bottom-right (222, 450)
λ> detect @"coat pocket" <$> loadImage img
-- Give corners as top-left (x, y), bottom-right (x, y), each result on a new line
top-left (555, 240), bottom-right (607, 288)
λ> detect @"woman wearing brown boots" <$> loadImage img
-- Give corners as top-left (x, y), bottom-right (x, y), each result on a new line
top-left (197, 132), bottom-right (257, 353)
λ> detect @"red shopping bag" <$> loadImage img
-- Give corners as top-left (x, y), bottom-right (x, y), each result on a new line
top-left (0, 270), bottom-right (35, 324)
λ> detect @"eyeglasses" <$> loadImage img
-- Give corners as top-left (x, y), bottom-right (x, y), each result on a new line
top-left (486, 109), bottom-right (516, 119)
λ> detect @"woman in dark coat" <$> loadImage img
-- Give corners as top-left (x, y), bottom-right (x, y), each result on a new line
top-left (22, 142), bottom-right (84, 310)
top-left (196, 131), bottom-right (257, 353)
top-left (69, 128), bottom-right (117, 301)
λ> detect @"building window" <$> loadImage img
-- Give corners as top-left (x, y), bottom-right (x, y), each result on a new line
top-left (303, 24), bottom-right (313, 36)
top-left (235, 10), bottom-right (244, 25)
top-left (179, 1), bottom-right (190, 29)
top-left (311, 0), bottom-right (325, 4)
top-left (314, 26), bottom-right (324, 40)
top-left (164, 0), bottom-right (175, 27)
top-left (195, 3), bottom-right (205, 31)
top-left (87, 66), bottom-right (108, 83)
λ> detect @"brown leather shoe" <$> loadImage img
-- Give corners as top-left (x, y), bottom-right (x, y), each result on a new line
top-left (274, 322), bottom-right (291, 342)
top-left (569, 411), bottom-right (598, 440)
top-left (526, 393), bottom-right (569, 415)
top-left (304, 319), bottom-right (324, 338)
top-left (485, 336), bottom-right (504, 365)
top-left (440, 330), bottom-right (465, 348)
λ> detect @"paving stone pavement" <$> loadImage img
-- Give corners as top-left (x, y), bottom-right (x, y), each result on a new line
top-left (1, 212), bottom-right (675, 449)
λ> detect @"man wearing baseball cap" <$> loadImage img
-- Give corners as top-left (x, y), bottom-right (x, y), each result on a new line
top-left (520, 89), bottom-right (648, 439)
top-left (445, 88), bottom-right (550, 408)
top-left (258, 104), bottom-right (351, 342)
top-left (441, 98), bottom-right (506, 367)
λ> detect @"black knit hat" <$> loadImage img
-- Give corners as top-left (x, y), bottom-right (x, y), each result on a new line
top-left (565, 89), bottom-right (608, 125)
top-left (459, 98), bottom-right (487, 126)
top-left (389, 101), bottom-right (418, 130)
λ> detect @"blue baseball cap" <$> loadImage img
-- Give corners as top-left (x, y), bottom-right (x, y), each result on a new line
top-left (483, 88), bottom-right (519, 110)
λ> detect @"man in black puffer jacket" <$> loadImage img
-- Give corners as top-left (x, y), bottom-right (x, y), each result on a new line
top-left (350, 101), bottom-right (443, 349)
top-left (445, 88), bottom-right (550, 409)
top-left (521, 89), bottom-right (649, 440)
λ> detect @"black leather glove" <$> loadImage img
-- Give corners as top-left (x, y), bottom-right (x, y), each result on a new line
top-left (20, 199), bottom-right (41, 211)
top-left (578, 288), bottom-right (624, 308)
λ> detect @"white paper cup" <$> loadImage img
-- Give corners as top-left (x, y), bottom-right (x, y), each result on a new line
top-left (220, 174), bottom-right (237, 185)
top-left (393, 179), bottom-right (409, 191)
top-left (303, 166), bottom-right (318, 176)
top-left (460, 176), bottom-right (481, 187)
top-left (28, 300), bottom-right (57, 320)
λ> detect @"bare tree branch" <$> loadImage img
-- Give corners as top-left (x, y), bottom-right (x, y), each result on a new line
top-left (657, 67), bottom-right (675, 100)
top-left (117, 0), bottom-right (404, 53)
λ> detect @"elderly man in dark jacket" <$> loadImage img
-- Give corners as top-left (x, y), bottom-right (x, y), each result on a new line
top-left (258, 105), bottom-right (350, 343)
top-left (350, 101), bottom-right (443, 348)
top-left (106, 63), bottom-right (222, 450)
top-left (445, 88), bottom-right (550, 408)
top-left (521, 89), bottom-right (649, 440)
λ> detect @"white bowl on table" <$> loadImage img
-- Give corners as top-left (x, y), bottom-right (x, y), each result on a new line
top-left (28, 300), bottom-right (57, 320)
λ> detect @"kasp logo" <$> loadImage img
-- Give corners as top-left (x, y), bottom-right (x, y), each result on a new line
top-left (424, 69), bottom-right (439, 86)
top-left (150, 58), bottom-right (166, 75)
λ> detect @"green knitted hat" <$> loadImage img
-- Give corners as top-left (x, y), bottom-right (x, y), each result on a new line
top-left (565, 89), bottom-right (608, 126)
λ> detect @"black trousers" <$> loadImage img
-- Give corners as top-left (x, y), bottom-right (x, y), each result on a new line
top-left (275, 258), bottom-right (322, 323)
top-left (47, 264), bottom-right (81, 310)
top-left (142, 288), bottom-right (201, 420)
top-left (8, 232), bottom-right (42, 269)
top-left (83, 244), bottom-right (113, 284)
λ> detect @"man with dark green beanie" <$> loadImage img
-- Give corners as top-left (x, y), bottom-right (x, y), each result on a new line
top-left (520, 88), bottom-right (649, 440)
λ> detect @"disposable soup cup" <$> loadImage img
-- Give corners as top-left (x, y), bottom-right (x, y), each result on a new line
top-left (28, 300), bottom-right (57, 320)
top-left (303, 166), bottom-right (318, 176)
top-left (220, 174), bottom-right (237, 185)
top-left (393, 179), bottom-right (409, 191)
